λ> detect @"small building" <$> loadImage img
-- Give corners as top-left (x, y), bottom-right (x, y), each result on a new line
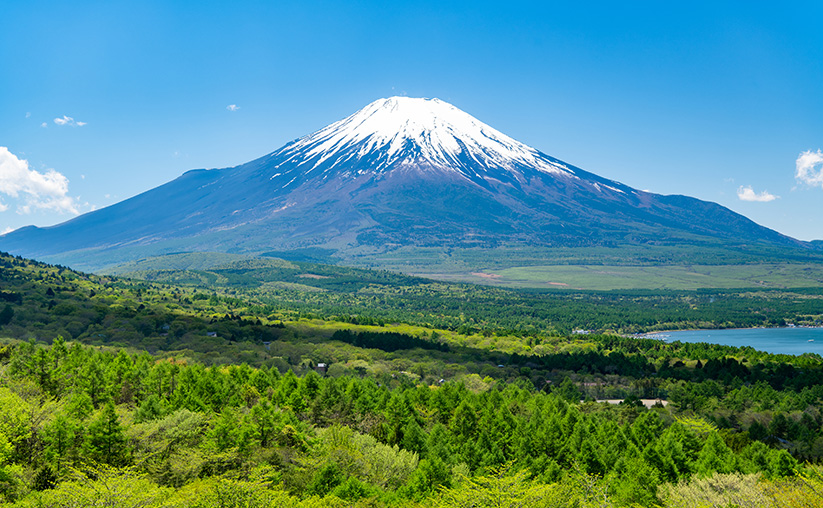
top-left (315, 363), bottom-right (328, 375)
top-left (206, 331), bottom-right (217, 337)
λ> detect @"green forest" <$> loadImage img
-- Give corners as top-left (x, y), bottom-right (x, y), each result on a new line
top-left (2, 251), bottom-right (823, 506)
top-left (111, 254), bottom-right (823, 334)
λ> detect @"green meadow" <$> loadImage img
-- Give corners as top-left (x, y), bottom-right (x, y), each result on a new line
top-left (427, 263), bottom-right (823, 290)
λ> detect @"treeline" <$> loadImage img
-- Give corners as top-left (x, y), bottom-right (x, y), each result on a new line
top-left (332, 330), bottom-right (449, 353)
top-left (0, 340), bottom-right (815, 507)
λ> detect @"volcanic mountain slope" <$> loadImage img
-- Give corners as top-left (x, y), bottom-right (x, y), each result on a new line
top-left (0, 97), bottom-right (808, 270)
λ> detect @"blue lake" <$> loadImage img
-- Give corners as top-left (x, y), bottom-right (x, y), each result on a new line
top-left (644, 327), bottom-right (823, 356)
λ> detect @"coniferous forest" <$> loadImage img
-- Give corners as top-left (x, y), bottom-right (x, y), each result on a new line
top-left (2, 251), bottom-right (823, 507)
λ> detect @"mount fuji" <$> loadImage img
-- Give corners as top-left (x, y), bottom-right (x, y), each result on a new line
top-left (0, 97), bottom-right (808, 271)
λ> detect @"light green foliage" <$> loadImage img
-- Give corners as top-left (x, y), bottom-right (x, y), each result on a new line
top-left (11, 465), bottom-right (175, 508)
top-left (659, 472), bottom-right (770, 507)
top-left (676, 416), bottom-right (718, 438)
top-left (128, 409), bottom-right (208, 485)
top-left (0, 431), bottom-right (19, 499)
top-left (660, 466), bottom-right (823, 508)
top-left (312, 426), bottom-right (419, 490)
top-left (436, 464), bottom-right (580, 508)
top-left (181, 477), bottom-right (297, 508)
top-left (0, 387), bottom-right (32, 452)
top-left (0, 432), bottom-right (12, 465)
top-left (764, 464), bottom-right (823, 507)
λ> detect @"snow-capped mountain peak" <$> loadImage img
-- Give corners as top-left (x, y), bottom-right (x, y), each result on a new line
top-left (0, 95), bottom-right (805, 272)
top-left (275, 97), bottom-right (572, 176)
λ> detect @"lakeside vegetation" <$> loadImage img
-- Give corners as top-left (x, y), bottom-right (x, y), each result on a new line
top-left (3, 251), bottom-right (823, 506)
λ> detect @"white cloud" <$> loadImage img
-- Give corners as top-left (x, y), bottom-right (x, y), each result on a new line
top-left (40, 122), bottom-right (47, 128)
top-left (2, 226), bottom-right (15, 235)
top-left (796, 149), bottom-right (823, 188)
top-left (737, 185), bottom-right (778, 202)
top-left (25, 112), bottom-right (31, 118)
top-left (226, 104), bottom-right (239, 112)
top-left (0, 147), bottom-right (78, 214)
top-left (54, 115), bottom-right (87, 127)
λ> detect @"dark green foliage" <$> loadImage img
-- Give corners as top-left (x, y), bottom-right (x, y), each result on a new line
top-left (32, 465), bottom-right (57, 491)
top-left (403, 457), bottom-right (451, 499)
top-left (0, 305), bottom-right (13, 326)
top-left (553, 377), bottom-right (582, 402)
top-left (306, 462), bottom-right (344, 497)
top-left (332, 329), bottom-right (448, 352)
top-left (331, 476), bottom-right (377, 501)
top-left (134, 394), bottom-right (169, 423)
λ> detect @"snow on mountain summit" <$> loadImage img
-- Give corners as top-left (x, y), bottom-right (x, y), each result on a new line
top-left (274, 97), bottom-right (573, 177)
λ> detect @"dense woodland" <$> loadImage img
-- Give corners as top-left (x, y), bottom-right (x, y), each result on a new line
top-left (2, 251), bottom-right (823, 506)
top-left (117, 255), bottom-right (823, 334)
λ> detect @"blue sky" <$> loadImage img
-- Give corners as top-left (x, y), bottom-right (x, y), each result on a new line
top-left (2, 1), bottom-right (822, 239)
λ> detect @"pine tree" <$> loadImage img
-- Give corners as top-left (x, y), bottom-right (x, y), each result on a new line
top-left (84, 402), bottom-right (128, 465)
top-left (401, 419), bottom-right (427, 456)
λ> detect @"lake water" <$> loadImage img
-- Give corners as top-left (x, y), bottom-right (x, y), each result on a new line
top-left (644, 327), bottom-right (823, 356)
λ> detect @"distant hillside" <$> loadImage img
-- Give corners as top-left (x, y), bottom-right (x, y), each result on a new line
top-left (105, 253), bottom-right (823, 334)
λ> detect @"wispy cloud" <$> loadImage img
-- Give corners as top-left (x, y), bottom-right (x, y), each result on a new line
top-left (796, 149), bottom-right (823, 188)
top-left (226, 104), bottom-right (240, 112)
top-left (737, 185), bottom-right (778, 202)
top-left (0, 147), bottom-right (79, 214)
top-left (40, 122), bottom-right (48, 128)
top-left (54, 115), bottom-right (87, 127)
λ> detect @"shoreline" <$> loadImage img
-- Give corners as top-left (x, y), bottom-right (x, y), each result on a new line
top-left (636, 324), bottom-right (823, 338)
top-left (632, 326), bottom-right (823, 356)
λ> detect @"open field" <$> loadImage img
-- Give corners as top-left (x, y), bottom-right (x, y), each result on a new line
top-left (420, 263), bottom-right (823, 290)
